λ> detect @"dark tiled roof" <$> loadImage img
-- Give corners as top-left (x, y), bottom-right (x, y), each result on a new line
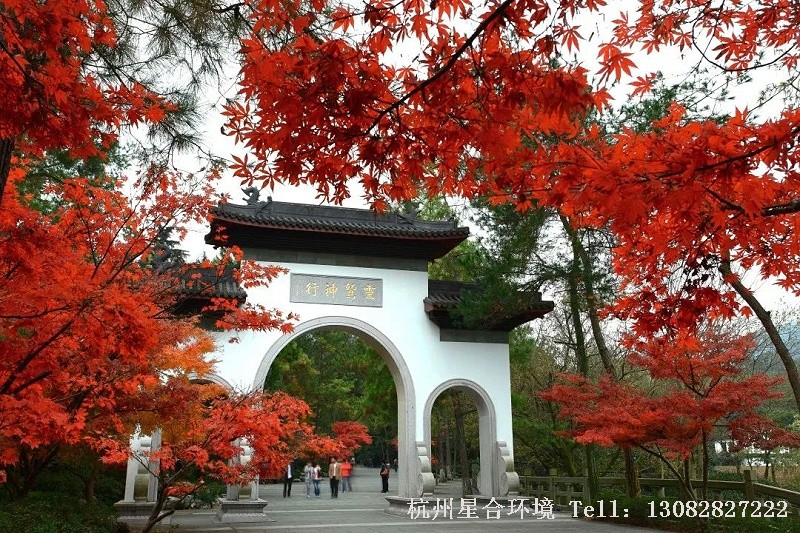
top-left (177, 265), bottom-right (246, 300)
top-left (163, 265), bottom-right (244, 318)
top-left (210, 200), bottom-right (469, 238)
top-left (424, 280), bottom-right (554, 332)
top-left (206, 199), bottom-right (469, 261)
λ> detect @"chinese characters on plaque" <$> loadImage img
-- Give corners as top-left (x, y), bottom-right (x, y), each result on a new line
top-left (290, 274), bottom-right (383, 308)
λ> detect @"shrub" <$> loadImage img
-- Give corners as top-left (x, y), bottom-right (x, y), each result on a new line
top-left (0, 492), bottom-right (121, 533)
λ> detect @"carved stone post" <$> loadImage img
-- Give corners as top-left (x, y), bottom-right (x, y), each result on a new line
top-left (496, 441), bottom-right (520, 496)
top-left (415, 441), bottom-right (436, 496)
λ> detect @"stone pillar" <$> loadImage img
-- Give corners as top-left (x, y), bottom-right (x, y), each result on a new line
top-left (115, 430), bottom-right (158, 522)
top-left (415, 442), bottom-right (435, 496)
top-left (226, 483), bottom-right (241, 501)
top-left (146, 429), bottom-right (162, 503)
top-left (122, 434), bottom-right (142, 502)
top-left (250, 478), bottom-right (260, 501)
top-left (217, 441), bottom-right (268, 523)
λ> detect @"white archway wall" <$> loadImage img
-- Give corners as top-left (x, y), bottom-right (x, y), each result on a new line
top-left (206, 258), bottom-right (517, 496)
top-left (188, 372), bottom-right (234, 390)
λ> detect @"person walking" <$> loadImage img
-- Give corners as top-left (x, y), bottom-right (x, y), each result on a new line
top-left (340, 457), bottom-right (353, 492)
top-left (328, 457), bottom-right (341, 498)
top-left (303, 461), bottom-right (314, 498)
top-left (380, 460), bottom-right (390, 493)
top-left (282, 461), bottom-right (293, 497)
top-left (312, 462), bottom-right (322, 497)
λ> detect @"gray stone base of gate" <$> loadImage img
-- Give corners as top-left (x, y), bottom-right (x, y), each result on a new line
top-left (216, 498), bottom-right (273, 523)
top-left (114, 501), bottom-right (171, 526)
top-left (385, 496), bottom-right (416, 516)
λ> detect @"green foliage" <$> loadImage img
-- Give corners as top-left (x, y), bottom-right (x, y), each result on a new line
top-left (32, 447), bottom-right (127, 507)
top-left (265, 331), bottom-right (397, 463)
top-left (17, 146), bottom-right (127, 213)
top-left (186, 479), bottom-right (225, 508)
top-left (0, 492), bottom-right (122, 533)
top-left (597, 72), bottom-right (731, 135)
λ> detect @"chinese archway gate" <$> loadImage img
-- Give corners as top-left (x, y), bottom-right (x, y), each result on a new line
top-left (117, 195), bottom-right (553, 519)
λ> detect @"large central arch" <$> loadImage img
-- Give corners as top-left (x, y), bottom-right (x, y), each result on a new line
top-left (253, 316), bottom-right (417, 497)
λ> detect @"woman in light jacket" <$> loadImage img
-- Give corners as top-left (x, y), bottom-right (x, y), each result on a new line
top-left (303, 461), bottom-right (315, 497)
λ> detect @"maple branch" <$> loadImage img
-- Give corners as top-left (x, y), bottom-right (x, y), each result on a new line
top-left (367, 0), bottom-right (517, 135)
top-left (705, 185), bottom-right (800, 218)
top-left (762, 198), bottom-right (800, 217)
top-left (8, 371), bottom-right (53, 396)
top-left (635, 443), bottom-right (695, 499)
top-left (210, 1), bottom-right (245, 14)
top-left (694, 122), bottom-right (800, 171)
top-left (0, 304), bottom-right (73, 320)
top-left (92, 200), bottom-right (138, 279)
top-left (0, 312), bottom-right (81, 395)
top-left (0, 137), bottom-right (12, 205)
top-left (691, 12), bottom-right (798, 74)
top-left (719, 257), bottom-right (800, 412)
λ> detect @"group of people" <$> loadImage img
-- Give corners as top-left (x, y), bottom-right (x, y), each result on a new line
top-left (282, 457), bottom-right (396, 497)
top-left (283, 457), bottom-right (354, 498)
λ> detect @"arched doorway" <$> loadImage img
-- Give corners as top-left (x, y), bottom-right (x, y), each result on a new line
top-left (254, 316), bottom-right (417, 497)
top-left (424, 379), bottom-right (505, 496)
top-left (120, 198), bottom-right (554, 521)
top-left (262, 329), bottom-right (397, 472)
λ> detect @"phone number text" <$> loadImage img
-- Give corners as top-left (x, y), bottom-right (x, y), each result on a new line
top-left (649, 500), bottom-right (789, 518)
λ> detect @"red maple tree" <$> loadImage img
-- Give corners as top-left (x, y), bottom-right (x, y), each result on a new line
top-left (331, 421), bottom-right (373, 457)
top-left (0, 161), bottom-right (295, 496)
top-left (0, 0), bottom-right (173, 200)
top-left (299, 420), bottom-right (372, 461)
top-left (542, 327), bottom-right (800, 500)
top-left (110, 385), bottom-right (312, 533)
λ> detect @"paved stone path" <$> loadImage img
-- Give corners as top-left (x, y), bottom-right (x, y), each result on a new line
top-left (140, 467), bottom-right (656, 532)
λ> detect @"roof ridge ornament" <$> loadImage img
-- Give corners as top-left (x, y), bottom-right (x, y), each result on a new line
top-left (242, 186), bottom-right (260, 205)
top-left (241, 186), bottom-right (273, 210)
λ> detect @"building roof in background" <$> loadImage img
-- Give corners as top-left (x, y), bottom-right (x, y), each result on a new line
top-left (424, 280), bottom-right (554, 332)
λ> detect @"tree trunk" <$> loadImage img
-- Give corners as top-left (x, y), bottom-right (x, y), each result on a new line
top-left (84, 472), bottom-right (97, 504)
top-left (561, 442), bottom-right (578, 477)
top-left (562, 217), bottom-right (641, 497)
top-left (444, 422), bottom-right (452, 480)
top-left (623, 449), bottom-right (641, 497)
top-left (720, 258), bottom-right (800, 413)
top-left (0, 137), bottom-right (13, 205)
top-left (452, 393), bottom-right (473, 496)
top-left (561, 218), bottom-right (616, 375)
top-left (682, 459), bottom-right (696, 501)
top-left (567, 250), bottom-right (599, 502)
top-left (701, 430), bottom-right (709, 501)
top-left (5, 445), bottom-right (60, 500)
top-left (141, 483), bottom-right (174, 533)
top-left (772, 457), bottom-right (776, 484)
